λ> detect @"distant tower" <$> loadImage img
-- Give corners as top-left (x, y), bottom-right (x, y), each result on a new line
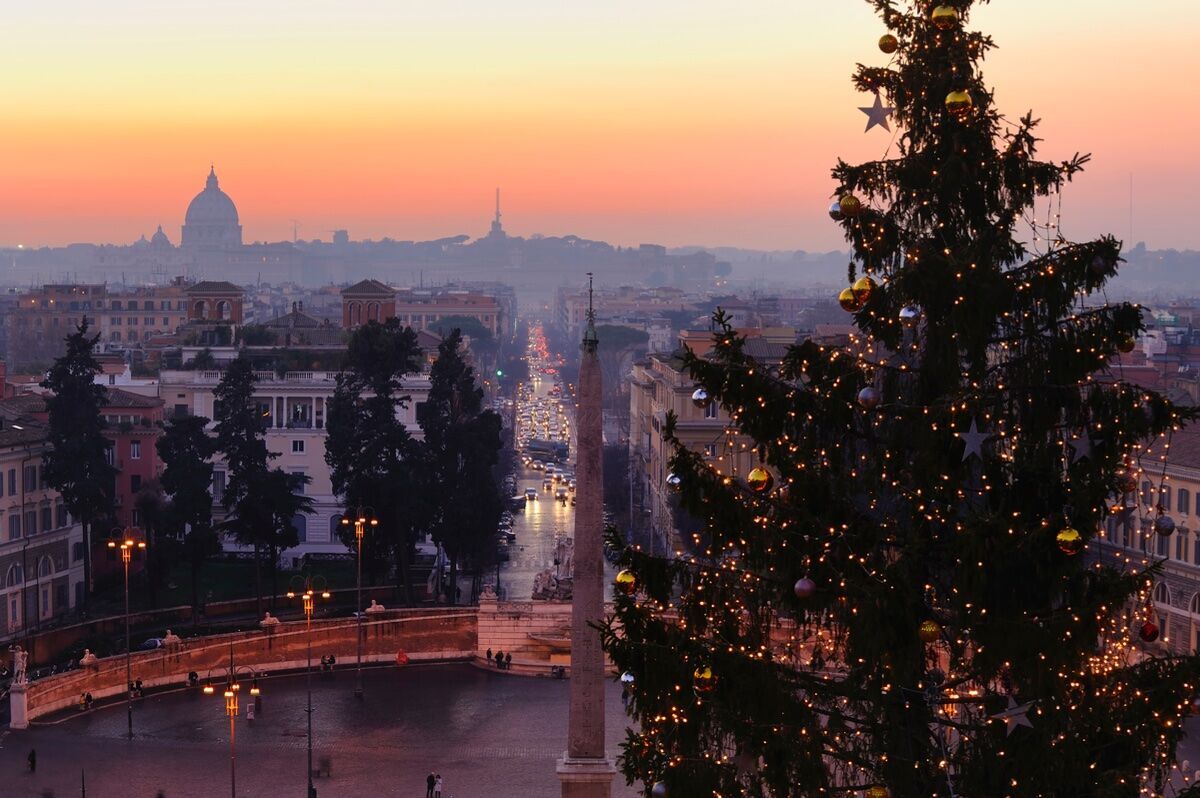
top-left (557, 273), bottom-right (615, 798)
top-left (487, 188), bottom-right (506, 240)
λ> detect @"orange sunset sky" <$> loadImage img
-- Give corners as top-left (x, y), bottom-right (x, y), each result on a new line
top-left (1, 1), bottom-right (1196, 251)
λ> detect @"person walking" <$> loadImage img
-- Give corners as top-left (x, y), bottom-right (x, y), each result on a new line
top-left (427, 772), bottom-right (436, 798)
top-left (434, 773), bottom-right (443, 798)
top-left (27, 749), bottom-right (36, 773)
top-left (486, 647), bottom-right (492, 665)
top-left (504, 652), bottom-right (512, 671)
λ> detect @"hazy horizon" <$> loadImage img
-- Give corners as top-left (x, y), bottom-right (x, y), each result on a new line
top-left (2, 1), bottom-right (1196, 251)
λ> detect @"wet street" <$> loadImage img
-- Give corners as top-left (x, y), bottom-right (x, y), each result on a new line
top-left (0, 664), bottom-right (640, 798)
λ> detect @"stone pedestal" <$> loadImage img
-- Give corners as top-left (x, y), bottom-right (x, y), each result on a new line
top-left (557, 754), bottom-right (616, 798)
top-left (9, 682), bottom-right (29, 729)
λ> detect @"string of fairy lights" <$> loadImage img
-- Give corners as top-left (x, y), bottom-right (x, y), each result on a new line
top-left (605, 3), bottom-right (1200, 797)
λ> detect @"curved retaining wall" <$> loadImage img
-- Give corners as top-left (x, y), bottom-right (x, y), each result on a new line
top-left (13, 609), bottom-right (476, 726)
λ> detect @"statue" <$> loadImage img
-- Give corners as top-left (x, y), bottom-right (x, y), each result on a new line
top-left (480, 583), bottom-right (498, 600)
top-left (79, 649), bottom-right (99, 669)
top-left (365, 600), bottom-right (386, 615)
top-left (11, 645), bottom-right (28, 685)
top-left (532, 568), bottom-right (574, 601)
top-left (163, 629), bottom-right (182, 649)
top-left (555, 536), bottom-right (575, 579)
top-left (259, 612), bottom-right (280, 630)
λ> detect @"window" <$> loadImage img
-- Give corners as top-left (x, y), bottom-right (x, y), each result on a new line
top-left (112, 300), bottom-right (122, 310)
top-left (6, 563), bottom-right (23, 586)
top-left (163, 317), bottom-right (169, 326)
top-left (104, 445), bottom-right (114, 467)
top-left (1180, 489), bottom-right (1191, 516)
top-left (174, 404), bottom-right (189, 418)
top-left (1154, 582), bottom-right (1170, 605)
top-left (292, 440), bottom-right (305, 454)
top-left (292, 472), bottom-right (306, 494)
top-left (330, 515), bottom-right (344, 539)
top-left (7, 515), bottom-right (19, 541)
top-left (1157, 532), bottom-right (1170, 557)
top-left (24, 511), bottom-right (36, 537)
top-left (1161, 486), bottom-right (1172, 512)
top-left (73, 542), bottom-right (84, 563)
top-left (703, 444), bottom-right (717, 458)
top-left (1177, 533), bottom-right (1189, 562)
top-left (131, 509), bottom-right (140, 526)
top-left (292, 514), bottom-right (307, 543)
top-left (130, 440), bottom-right (141, 460)
top-left (23, 465), bottom-right (36, 492)
top-left (703, 402), bottom-right (718, 419)
top-left (56, 503), bottom-right (67, 529)
top-left (40, 506), bottom-right (51, 533)
top-left (128, 316), bottom-right (137, 325)
top-left (1142, 481), bottom-right (1154, 507)
top-left (131, 474), bottom-right (142, 493)
top-left (212, 471), bottom-right (226, 503)
top-left (112, 316), bottom-right (121, 325)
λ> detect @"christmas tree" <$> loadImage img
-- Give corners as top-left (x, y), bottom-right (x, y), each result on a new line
top-left (603, 2), bottom-right (1200, 796)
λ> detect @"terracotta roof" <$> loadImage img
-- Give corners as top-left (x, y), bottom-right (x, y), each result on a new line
top-left (263, 309), bottom-right (322, 329)
top-left (103, 387), bottom-right (163, 409)
top-left (342, 279), bottom-right (394, 296)
top-left (187, 281), bottom-right (243, 294)
top-left (0, 394), bottom-right (48, 416)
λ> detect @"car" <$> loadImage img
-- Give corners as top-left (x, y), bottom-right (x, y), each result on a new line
top-left (542, 478), bottom-right (554, 491)
top-left (555, 486), bottom-right (569, 502)
top-left (504, 530), bottom-right (517, 542)
top-left (525, 488), bottom-right (538, 501)
top-left (569, 479), bottom-right (577, 492)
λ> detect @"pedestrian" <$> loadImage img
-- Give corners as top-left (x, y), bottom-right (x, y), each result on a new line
top-left (494, 650), bottom-right (504, 669)
top-left (434, 773), bottom-right (443, 798)
top-left (27, 748), bottom-right (36, 773)
top-left (505, 652), bottom-right (512, 670)
top-left (427, 772), bottom-right (436, 798)
top-left (486, 647), bottom-right (492, 665)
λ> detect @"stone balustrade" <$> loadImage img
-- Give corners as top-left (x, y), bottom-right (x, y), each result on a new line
top-left (10, 609), bottom-right (476, 728)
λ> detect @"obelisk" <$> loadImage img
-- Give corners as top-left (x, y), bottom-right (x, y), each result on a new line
top-left (557, 274), bottom-right (615, 798)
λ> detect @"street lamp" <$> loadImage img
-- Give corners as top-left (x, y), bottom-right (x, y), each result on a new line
top-left (202, 641), bottom-right (260, 798)
top-left (288, 574), bottom-right (330, 798)
top-left (106, 527), bottom-right (145, 740)
top-left (340, 507), bottom-right (378, 698)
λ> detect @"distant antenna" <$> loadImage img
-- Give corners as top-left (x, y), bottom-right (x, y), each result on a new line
top-left (495, 188), bottom-right (501, 226)
top-left (291, 220), bottom-right (300, 243)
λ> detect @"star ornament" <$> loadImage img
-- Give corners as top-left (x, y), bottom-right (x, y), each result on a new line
top-left (991, 696), bottom-right (1035, 735)
top-left (956, 420), bottom-right (992, 462)
top-left (859, 92), bottom-right (895, 133)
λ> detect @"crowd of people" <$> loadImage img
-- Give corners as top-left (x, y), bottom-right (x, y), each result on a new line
top-left (484, 648), bottom-right (513, 670)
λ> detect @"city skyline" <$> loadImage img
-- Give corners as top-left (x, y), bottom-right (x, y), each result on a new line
top-left (2, 1), bottom-right (1195, 251)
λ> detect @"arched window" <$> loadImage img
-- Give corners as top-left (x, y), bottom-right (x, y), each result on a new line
top-left (330, 515), bottom-right (344, 540)
top-left (367, 302), bottom-right (380, 322)
top-left (217, 300), bottom-right (232, 321)
top-left (1189, 593), bottom-right (1200, 615)
top-left (1160, 486), bottom-right (1172, 511)
top-left (1179, 488), bottom-right (1191, 516)
top-left (349, 302), bottom-right (362, 326)
top-left (291, 514), bottom-right (307, 543)
top-left (110, 331), bottom-right (121, 342)
top-left (1153, 581), bottom-right (1171, 606)
top-left (194, 300), bottom-right (208, 318)
top-left (37, 556), bottom-right (53, 578)
top-left (6, 563), bottom-right (23, 587)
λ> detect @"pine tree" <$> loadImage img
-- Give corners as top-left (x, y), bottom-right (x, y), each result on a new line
top-left (157, 414), bottom-right (220, 620)
top-left (213, 355), bottom-right (274, 615)
top-left (41, 319), bottom-right (116, 606)
top-left (325, 319), bottom-right (427, 603)
top-left (418, 329), bottom-right (504, 605)
top-left (603, 4), bottom-right (1200, 797)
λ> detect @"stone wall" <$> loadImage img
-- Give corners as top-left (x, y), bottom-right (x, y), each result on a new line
top-left (13, 608), bottom-right (475, 726)
top-left (477, 596), bottom-right (614, 674)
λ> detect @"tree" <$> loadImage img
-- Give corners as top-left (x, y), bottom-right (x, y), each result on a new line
top-left (157, 415), bottom-right (220, 620)
top-left (418, 329), bottom-right (504, 605)
top-left (255, 467), bottom-right (313, 604)
top-left (603, 5), bottom-right (1200, 798)
top-left (41, 319), bottom-right (116, 606)
top-left (212, 355), bottom-right (274, 615)
top-left (326, 319), bottom-right (427, 603)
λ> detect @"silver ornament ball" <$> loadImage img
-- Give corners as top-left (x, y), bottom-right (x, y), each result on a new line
top-left (794, 576), bottom-right (817, 599)
top-left (1155, 514), bottom-right (1176, 537)
top-left (900, 305), bottom-right (922, 327)
top-left (651, 782), bottom-right (668, 798)
top-left (691, 387), bottom-right (711, 409)
top-left (665, 473), bottom-right (683, 492)
top-left (828, 200), bottom-right (845, 221)
top-left (857, 387), bottom-right (882, 410)
top-left (620, 671), bottom-right (635, 684)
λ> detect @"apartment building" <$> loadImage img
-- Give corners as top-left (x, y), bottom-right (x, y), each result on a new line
top-left (159, 368), bottom-right (432, 563)
top-left (0, 401), bottom-right (86, 640)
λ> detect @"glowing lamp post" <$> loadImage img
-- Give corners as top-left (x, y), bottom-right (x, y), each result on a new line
top-left (340, 507), bottom-right (378, 698)
top-left (106, 528), bottom-right (146, 740)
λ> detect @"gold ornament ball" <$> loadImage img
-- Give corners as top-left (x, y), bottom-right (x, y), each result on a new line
top-left (918, 619), bottom-right (941, 643)
top-left (1117, 335), bottom-right (1137, 354)
top-left (693, 665), bottom-right (717, 694)
top-left (931, 5), bottom-right (959, 30)
top-left (945, 90), bottom-right (973, 118)
top-left (878, 34), bottom-right (899, 54)
top-left (866, 788), bottom-right (890, 798)
top-left (839, 287), bottom-right (863, 313)
top-left (1056, 526), bottom-right (1084, 556)
top-left (839, 193), bottom-right (863, 217)
top-left (614, 569), bottom-right (638, 596)
top-left (746, 466), bottom-right (774, 493)
top-left (852, 275), bottom-right (876, 305)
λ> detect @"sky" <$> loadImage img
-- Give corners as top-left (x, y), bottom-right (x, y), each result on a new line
top-left (0, 1), bottom-right (1196, 251)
